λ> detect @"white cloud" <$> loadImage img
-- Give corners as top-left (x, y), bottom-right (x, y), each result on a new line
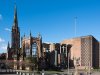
top-left (0, 38), bottom-right (5, 42)
top-left (5, 28), bottom-right (11, 32)
top-left (0, 14), bottom-right (2, 20)
top-left (0, 37), bottom-right (7, 53)
top-left (1, 44), bottom-right (7, 50)
top-left (0, 44), bottom-right (7, 53)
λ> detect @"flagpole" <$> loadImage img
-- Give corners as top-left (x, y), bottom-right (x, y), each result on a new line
top-left (74, 17), bottom-right (77, 37)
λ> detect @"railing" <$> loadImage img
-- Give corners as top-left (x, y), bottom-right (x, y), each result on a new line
top-left (16, 70), bottom-right (37, 75)
top-left (0, 69), bottom-right (16, 74)
top-left (16, 71), bottom-right (35, 75)
top-left (0, 69), bottom-right (86, 75)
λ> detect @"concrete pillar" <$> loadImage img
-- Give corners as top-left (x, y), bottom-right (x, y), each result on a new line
top-left (62, 46), bottom-right (64, 53)
top-left (58, 54), bottom-right (60, 64)
top-left (66, 44), bottom-right (67, 57)
top-left (60, 45), bottom-right (61, 53)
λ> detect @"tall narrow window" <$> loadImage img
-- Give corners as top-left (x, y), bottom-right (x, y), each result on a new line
top-left (32, 43), bottom-right (37, 57)
top-left (25, 43), bottom-right (30, 57)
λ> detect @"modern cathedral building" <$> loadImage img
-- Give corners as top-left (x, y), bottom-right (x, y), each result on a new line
top-left (7, 5), bottom-right (100, 70)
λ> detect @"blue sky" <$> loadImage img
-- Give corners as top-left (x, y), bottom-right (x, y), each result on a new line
top-left (0, 0), bottom-right (100, 53)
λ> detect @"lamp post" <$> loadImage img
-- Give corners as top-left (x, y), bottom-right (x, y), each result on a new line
top-left (41, 57), bottom-right (45, 75)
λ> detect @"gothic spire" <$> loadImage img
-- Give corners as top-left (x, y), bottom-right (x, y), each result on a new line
top-left (24, 33), bottom-right (25, 37)
top-left (30, 30), bottom-right (32, 37)
top-left (7, 42), bottom-right (10, 48)
top-left (13, 4), bottom-right (18, 27)
top-left (38, 32), bottom-right (42, 39)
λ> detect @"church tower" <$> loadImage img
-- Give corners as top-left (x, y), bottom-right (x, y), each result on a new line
top-left (11, 5), bottom-right (20, 56)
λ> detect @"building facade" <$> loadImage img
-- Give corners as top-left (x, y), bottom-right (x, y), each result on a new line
top-left (7, 5), bottom-right (100, 70)
top-left (61, 35), bottom-right (100, 69)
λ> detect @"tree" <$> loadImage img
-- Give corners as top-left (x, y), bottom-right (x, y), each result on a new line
top-left (0, 53), bottom-right (6, 60)
top-left (24, 55), bottom-right (37, 70)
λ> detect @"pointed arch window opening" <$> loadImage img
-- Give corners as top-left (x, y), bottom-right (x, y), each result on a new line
top-left (32, 43), bottom-right (37, 57)
top-left (25, 43), bottom-right (30, 57)
top-left (46, 48), bottom-right (49, 52)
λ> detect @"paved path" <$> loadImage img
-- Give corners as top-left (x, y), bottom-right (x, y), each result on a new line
top-left (91, 72), bottom-right (100, 75)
